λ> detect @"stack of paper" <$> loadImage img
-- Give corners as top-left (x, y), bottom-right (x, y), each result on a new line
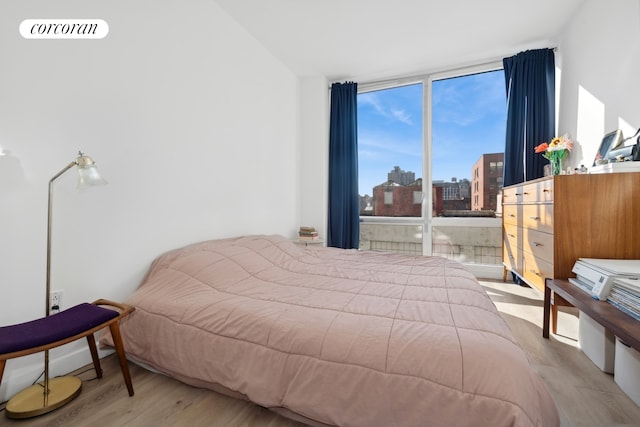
top-left (608, 277), bottom-right (640, 320)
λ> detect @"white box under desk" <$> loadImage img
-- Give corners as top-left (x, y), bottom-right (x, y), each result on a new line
top-left (615, 337), bottom-right (640, 406)
top-left (579, 311), bottom-right (616, 373)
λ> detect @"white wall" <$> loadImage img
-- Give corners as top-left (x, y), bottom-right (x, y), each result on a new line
top-left (299, 76), bottom-right (329, 239)
top-left (556, 0), bottom-right (640, 168)
top-left (3, 0), bottom-right (638, 406)
top-left (0, 0), bottom-right (300, 400)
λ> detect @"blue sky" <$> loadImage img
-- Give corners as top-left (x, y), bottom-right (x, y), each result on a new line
top-left (357, 70), bottom-right (506, 196)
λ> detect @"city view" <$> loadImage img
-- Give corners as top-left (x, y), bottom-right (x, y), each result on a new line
top-left (359, 156), bottom-right (503, 218)
top-left (357, 70), bottom-right (507, 266)
top-left (357, 70), bottom-right (507, 218)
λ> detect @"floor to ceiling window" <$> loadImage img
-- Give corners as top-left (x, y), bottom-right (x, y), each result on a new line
top-left (358, 82), bottom-right (424, 254)
top-left (358, 64), bottom-right (506, 278)
top-left (358, 82), bottom-right (423, 218)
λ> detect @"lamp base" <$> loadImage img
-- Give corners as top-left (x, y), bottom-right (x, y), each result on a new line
top-left (5, 376), bottom-right (82, 419)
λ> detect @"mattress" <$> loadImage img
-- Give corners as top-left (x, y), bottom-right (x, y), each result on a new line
top-left (101, 234), bottom-right (558, 427)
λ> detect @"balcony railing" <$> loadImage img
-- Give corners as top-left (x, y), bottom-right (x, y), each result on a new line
top-left (359, 217), bottom-right (503, 279)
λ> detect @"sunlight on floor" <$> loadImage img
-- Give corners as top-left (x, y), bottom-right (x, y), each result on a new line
top-left (479, 279), bottom-right (580, 349)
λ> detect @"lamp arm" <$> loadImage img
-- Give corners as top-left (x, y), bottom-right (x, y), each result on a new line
top-left (45, 161), bottom-right (77, 316)
top-left (49, 161), bottom-right (78, 187)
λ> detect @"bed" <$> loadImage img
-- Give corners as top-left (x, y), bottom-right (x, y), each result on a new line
top-left (100, 234), bottom-right (559, 427)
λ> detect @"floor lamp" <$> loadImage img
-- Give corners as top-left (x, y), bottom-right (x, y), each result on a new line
top-left (7, 151), bottom-right (107, 418)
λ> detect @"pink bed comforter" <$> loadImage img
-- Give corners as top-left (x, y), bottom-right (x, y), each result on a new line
top-left (102, 235), bottom-right (558, 427)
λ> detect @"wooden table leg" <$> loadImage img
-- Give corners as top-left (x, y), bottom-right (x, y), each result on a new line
top-left (553, 292), bottom-right (572, 334)
top-left (0, 360), bottom-right (5, 386)
top-left (543, 279), bottom-right (551, 338)
top-left (109, 321), bottom-right (134, 396)
top-left (86, 333), bottom-right (103, 378)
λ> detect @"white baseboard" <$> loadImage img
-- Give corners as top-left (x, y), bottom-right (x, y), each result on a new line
top-left (466, 263), bottom-right (504, 281)
top-left (0, 339), bottom-right (114, 403)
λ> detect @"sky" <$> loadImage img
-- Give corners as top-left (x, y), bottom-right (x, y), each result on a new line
top-left (357, 70), bottom-right (507, 196)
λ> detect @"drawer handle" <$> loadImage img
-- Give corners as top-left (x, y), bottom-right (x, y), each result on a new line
top-left (529, 216), bottom-right (540, 220)
top-left (543, 189), bottom-right (551, 193)
top-left (508, 234), bottom-right (516, 238)
top-left (515, 192), bottom-right (523, 196)
top-left (509, 214), bottom-right (516, 217)
top-left (529, 269), bottom-right (542, 277)
top-left (531, 242), bottom-right (543, 247)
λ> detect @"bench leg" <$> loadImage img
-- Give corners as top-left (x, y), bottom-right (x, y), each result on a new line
top-left (109, 321), bottom-right (134, 396)
top-left (0, 359), bottom-right (5, 389)
top-left (86, 334), bottom-right (103, 378)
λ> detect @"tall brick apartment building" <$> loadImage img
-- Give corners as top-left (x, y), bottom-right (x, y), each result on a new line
top-left (471, 152), bottom-right (504, 211)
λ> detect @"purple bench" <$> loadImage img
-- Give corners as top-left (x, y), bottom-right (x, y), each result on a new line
top-left (0, 299), bottom-right (135, 400)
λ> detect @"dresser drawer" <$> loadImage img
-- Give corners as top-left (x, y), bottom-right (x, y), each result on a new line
top-left (523, 252), bottom-right (553, 293)
top-left (502, 204), bottom-right (520, 226)
top-left (503, 246), bottom-right (521, 273)
top-left (522, 179), bottom-right (553, 203)
top-left (503, 222), bottom-right (520, 248)
top-left (503, 223), bottom-right (521, 272)
top-left (502, 224), bottom-right (522, 269)
top-left (522, 228), bottom-right (553, 264)
top-left (502, 185), bottom-right (522, 204)
top-left (522, 204), bottom-right (553, 233)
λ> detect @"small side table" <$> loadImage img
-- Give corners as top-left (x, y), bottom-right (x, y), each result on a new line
top-left (295, 238), bottom-right (324, 246)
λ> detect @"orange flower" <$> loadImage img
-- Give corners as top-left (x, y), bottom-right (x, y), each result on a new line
top-left (534, 142), bottom-right (549, 153)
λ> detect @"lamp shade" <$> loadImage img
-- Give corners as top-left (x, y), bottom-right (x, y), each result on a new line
top-left (75, 153), bottom-right (107, 188)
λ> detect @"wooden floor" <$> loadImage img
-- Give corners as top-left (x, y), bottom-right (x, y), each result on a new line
top-left (2, 280), bottom-right (639, 426)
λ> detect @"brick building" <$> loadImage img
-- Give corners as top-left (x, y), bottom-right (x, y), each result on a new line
top-left (373, 179), bottom-right (422, 217)
top-left (471, 152), bottom-right (504, 211)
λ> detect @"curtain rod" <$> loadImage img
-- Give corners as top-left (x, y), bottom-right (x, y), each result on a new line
top-left (328, 46), bottom-right (557, 90)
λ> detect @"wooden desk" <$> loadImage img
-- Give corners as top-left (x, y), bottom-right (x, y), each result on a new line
top-left (543, 279), bottom-right (640, 352)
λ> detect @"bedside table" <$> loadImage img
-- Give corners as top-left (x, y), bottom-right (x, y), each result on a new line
top-left (295, 239), bottom-right (324, 246)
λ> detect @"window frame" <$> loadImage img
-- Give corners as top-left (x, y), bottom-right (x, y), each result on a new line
top-left (357, 60), bottom-right (505, 256)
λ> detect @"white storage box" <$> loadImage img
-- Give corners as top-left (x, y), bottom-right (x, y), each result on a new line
top-left (614, 338), bottom-right (640, 406)
top-left (578, 312), bottom-right (615, 373)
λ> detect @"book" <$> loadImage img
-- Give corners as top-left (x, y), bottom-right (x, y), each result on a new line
top-left (298, 235), bottom-right (320, 240)
top-left (298, 226), bottom-right (319, 239)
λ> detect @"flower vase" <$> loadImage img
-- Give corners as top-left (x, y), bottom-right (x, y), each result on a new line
top-left (550, 157), bottom-right (563, 176)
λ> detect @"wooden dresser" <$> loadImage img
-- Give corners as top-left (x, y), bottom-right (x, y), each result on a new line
top-left (502, 172), bottom-right (640, 293)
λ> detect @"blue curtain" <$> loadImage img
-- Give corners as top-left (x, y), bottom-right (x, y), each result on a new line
top-left (503, 48), bottom-right (555, 186)
top-left (328, 82), bottom-right (359, 249)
